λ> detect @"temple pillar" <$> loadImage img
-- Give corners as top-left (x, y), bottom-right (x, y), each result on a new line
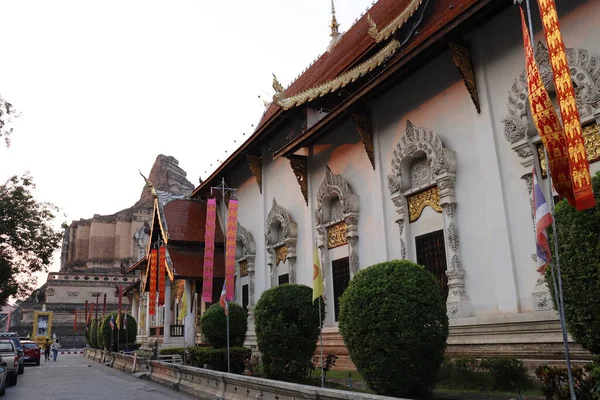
top-left (163, 282), bottom-right (172, 344)
top-left (131, 292), bottom-right (139, 325)
top-left (183, 280), bottom-right (196, 346)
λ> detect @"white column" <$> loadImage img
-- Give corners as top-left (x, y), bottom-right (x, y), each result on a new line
top-left (183, 280), bottom-right (196, 347)
top-left (163, 281), bottom-right (172, 344)
top-left (131, 293), bottom-right (139, 325)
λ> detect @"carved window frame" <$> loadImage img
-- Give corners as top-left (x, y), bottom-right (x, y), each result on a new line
top-left (387, 121), bottom-right (471, 318)
top-left (265, 198), bottom-right (298, 284)
top-left (315, 166), bottom-right (360, 276)
top-left (235, 222), bottom-right (256, 307)
top-left (503, 44), bottom-right (600, 312)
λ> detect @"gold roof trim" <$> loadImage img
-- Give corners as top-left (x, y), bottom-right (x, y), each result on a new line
top-left (367, 0), bottom-right (423, 43)
top-left (273, 39), bottom-right (401, 110)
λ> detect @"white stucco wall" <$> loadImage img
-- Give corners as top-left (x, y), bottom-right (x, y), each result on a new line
top-left (227, 0), bottom-right (599, 326)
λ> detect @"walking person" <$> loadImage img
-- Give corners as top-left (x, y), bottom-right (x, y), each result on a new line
top-left (50, 339), bottom-right (61, 362)
top-left (43, 338), bottom-right (51, 361)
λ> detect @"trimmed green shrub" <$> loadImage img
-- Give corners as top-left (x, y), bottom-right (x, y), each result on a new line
top-left (338, 260), bottom-right (448, 397)
top-left (548, 171), bottom-right (600, 355)
top-left (479, 357), bottom-right (529, 390)
top-left (89, 319), bottom-right (98, 349)
top-left (187, 346), bottom-right (251, 374)
top-left (160, 347), bottom-right (185, 356)
top-left (99, 312), bottom-right (137, 351)
top-left (436, 357), bottom-right (494, 392)
top-left (201, 302), bottom-right (247, 348)
top-left (254, 284), bottom-right (324, 381)
top-left (97, 320), bottom-right (105, 349)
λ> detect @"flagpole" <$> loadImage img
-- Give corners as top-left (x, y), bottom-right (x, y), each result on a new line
top-left (518, 1), bottom-right (576, 398)
top-left (318, 298), bottom-right (324, 388)
top-left (226, 299), bottom-right (231, 374)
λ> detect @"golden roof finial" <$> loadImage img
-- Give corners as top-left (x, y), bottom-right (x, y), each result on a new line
top-left (330, 0), bottom-right (340, 39)
top-left (139, 169), bottom-right (158, 199)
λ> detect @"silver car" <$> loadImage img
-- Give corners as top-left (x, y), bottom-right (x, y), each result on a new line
top-left (0, 354), bottom-right (6, 396)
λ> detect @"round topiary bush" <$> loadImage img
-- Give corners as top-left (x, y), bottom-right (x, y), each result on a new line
top-left (254, 284), bottom-right (324, 381)
top-left (200, 302), bottom-right (247, 348)
top-left (84, 323), bottom-right (91, 346)
top-left (547, 171), bottom-right (600, 355)
top-left (338, 260), bottom-right (449, 397)
top-left (89, 319), bottom-right (98, 349)
top-left (100, 312), bottom-right (137, 351)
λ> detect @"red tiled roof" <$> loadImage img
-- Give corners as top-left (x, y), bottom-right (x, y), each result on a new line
top-left (256, 0), bottom-right (418, 126)
top-left (126, 256), bottom-right (147, 274)
top-left (168, 246), bottom-right (225, 279)
top-left (163, 199), bottom-right (224, 243)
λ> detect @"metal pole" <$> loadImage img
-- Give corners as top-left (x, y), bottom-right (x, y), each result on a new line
top-left (519, 1), bottom-right (577, 398)
top-left (318, 299), bottom-right (324, 388)
top-left (226, 300), bottom-right (231, 373)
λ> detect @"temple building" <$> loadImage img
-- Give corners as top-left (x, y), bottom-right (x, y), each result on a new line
top-left (9, 155), bottom-right (194, 348)
top-left (128, 0), bottom-right (600, 369)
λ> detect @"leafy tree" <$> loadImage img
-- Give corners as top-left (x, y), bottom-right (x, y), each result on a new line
top-left (201, 302), bottom-right (247, 348)
top-left (0, 174), bottom-right (63, 305)
top-left (99, 312), bottom-right (137, 351)
top-left (338, 260), bottom-right (449, 397)
top-left (0, 95), bottom-right (18, 147)
top-left (547, 171), bottom-right (600, 354)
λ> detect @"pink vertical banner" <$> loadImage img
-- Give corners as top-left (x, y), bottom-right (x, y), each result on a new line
top-left (202, 198), bottom-right (217, 303)
top-left (225, 199), bottom-right (239, 301)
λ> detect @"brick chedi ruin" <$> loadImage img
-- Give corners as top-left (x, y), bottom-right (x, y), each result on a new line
top-left (9, 155), bottom-right (194, 348)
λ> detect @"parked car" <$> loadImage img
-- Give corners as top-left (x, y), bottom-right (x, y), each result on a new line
top-left (20, 341), bottom-right (40, 366)
top-left (0, 354), bottom-right (6, 395)
top-left (0, 334), bottom-right (23, 375)
top-left (0, 340), bottom-right (19, 386)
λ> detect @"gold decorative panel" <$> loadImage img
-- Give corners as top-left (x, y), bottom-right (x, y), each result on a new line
top-left (239, 260), bottom-right (248, 277)
top-left (275, 244), bottom-right (288, 266)
top-left (327, 222), bottom-right (348, 249)
top-left (537, 143), bottom-right (548, 179)
top-left (408, 186), bottom-right (442, 223)
top-left (537, 122), bottom-right (599, 179)
top-left (583, 123), bottom-right (600, 163)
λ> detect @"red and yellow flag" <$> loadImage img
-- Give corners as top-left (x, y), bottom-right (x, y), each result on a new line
top-left (158, 246), bottom-right (166, 306)
top-left (536, 0), bottom-right (595, 210)
top-left (149, 248), bottom-right (157, 316)
top-left (520, 7), bottom-right (574, 204)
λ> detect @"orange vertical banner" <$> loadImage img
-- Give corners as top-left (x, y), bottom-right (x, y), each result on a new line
top-left (537, 0), bottom-right (595, 210)
top-left (158, 246), bottom-right (166, 306)
top-left (520, 7), bottom-right (574, 204)
top-left (225, 199), bottom-right (239, 301)
top-left (149, 248), bottom-right (157, 316)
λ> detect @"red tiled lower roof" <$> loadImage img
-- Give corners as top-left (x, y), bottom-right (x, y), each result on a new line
top-left (126, 256), bottom-right (147, 274)
top-left (168, 246), bottom-right (225, 279)
top-left (163, 199), bottom-right (224, 243)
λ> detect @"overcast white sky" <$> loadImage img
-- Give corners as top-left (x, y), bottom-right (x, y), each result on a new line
top-left (0, 0), bottom-right (375, 290)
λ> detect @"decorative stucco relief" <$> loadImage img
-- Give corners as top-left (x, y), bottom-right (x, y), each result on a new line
top-left (503, 44), bottom-right (600, 167)
top-left (315, 166), bottom-right (360, 275)
top-left (265, 198), bottom-right (298, 283)
top-left (388, 120), bottom-right (471, 318)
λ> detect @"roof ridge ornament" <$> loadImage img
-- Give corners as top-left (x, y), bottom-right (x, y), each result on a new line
top-left (367, 0), bottom-right (423, 43)
top-left (330, 0), bottom-right (340, 39)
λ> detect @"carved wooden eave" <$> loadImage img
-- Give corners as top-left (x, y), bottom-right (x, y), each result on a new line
top-left (247, 154), bottom-right (263, 194)
top-left (287, 155), bottom-right (308, 205)
top-left (366, 0), bottom-right (424, 43)
top-left (449, 41), bottom-right (481, 114)
top-left (273, 40), bottom-right (401, 111)
top-left (352, 113), bottom-right (376, 170)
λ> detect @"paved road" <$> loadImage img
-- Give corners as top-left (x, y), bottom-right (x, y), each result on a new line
top-left (3, 354), bottom-right (194, 400)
